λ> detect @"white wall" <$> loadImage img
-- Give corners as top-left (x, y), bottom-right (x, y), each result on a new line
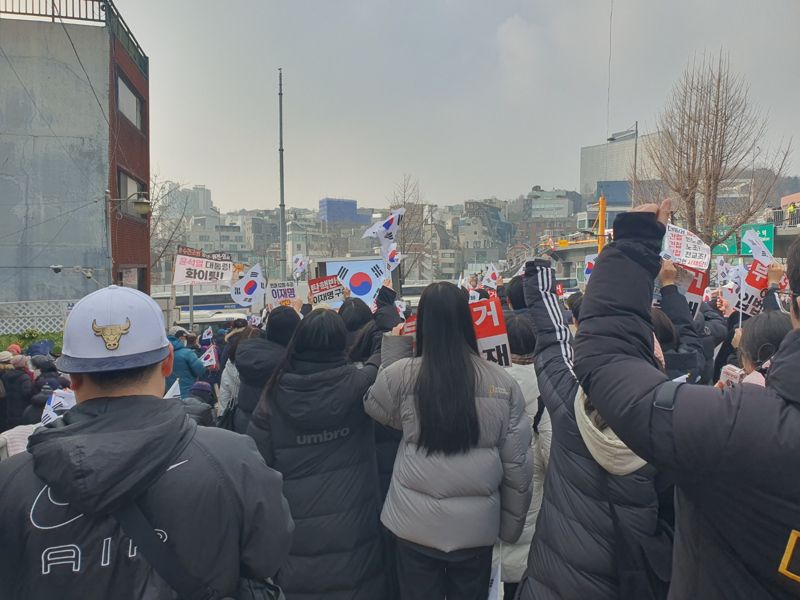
top-left (0, 19), bottom-right (111, 301)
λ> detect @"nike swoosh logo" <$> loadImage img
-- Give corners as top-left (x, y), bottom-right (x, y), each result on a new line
top-left (29, 485), bottom-right (84, 530)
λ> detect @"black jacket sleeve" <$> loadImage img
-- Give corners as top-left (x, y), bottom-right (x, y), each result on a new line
top-left (573, 212), bottom-right (792, 480)
top-left (763, 285), bottom-right (781, 313)
top-left (698, 302), bottom-right (728, 346)
top-left (374, 286), bottom-right (402, 333)
top-left (522, 260), bottom-right (578, 416)
top-left (660, 284), bottom-right (705, 381)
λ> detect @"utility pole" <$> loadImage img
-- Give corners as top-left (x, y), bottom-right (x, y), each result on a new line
top-left (278, 68), bottom-right (287, 280)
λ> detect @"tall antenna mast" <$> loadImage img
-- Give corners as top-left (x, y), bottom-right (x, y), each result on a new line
top-left (278, 68), bottom-right (287, 280)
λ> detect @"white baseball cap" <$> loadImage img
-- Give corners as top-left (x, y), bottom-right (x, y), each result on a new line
top-left (56, 285), bottom-right (170, 374)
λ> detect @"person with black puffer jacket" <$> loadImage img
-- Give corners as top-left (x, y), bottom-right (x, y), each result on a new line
top-left (248, 309), bottom-right (386, 600)
top-left (516, 260), bottom-right (673, 600)
top-left (0, 352), bottom-right (33, 430)
top-left (234, 306), bottom-right (300, 434)
top-left (573, 200), bottom-right (800, 599)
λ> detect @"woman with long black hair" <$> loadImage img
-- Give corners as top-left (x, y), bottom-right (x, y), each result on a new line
top-left (365, 282), bottom-right (533, 600)
top-left (247, 309), bottom-right (386, 600)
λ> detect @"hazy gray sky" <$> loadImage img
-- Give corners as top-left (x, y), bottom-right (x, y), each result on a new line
top-left (116, 0), bottom-right (799, 211)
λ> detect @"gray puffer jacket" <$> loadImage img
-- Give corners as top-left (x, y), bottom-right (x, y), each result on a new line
top-left (365, 335), bottom-right (533, 553)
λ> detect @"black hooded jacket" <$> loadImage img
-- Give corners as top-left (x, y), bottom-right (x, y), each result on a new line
top-left (1, 365), bottom-right (33, 429)
top-left (0, 395), bottom-right (293, 600)
top-left (247, 353), bottom-right (386, 600)
top-left (574, 211), bottom-right (800, 599)
top-left (658, 285), bottom-right (705, 381)
top-left (234, 336), bottom-right (287, 434)
top-left (516, 261), bottom-right (672, 600)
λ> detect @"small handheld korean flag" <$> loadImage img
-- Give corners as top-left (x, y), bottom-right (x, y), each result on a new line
top-left (164, 379), bottom-right (181, 399)
top-left (482, 264), bottom-right (500, 290)
top-left (40, 389), bottom-right (77, 425)
top-left (200, 345), bottom-right (219, 369)
top-left (292, 254), bottom-right (307, 280)
top-left (231, 264), bottom-right (267, 307)
top-left (201, 326), bottom-right (213, 342)
top-left (383, 242), bottom-right (403, 272)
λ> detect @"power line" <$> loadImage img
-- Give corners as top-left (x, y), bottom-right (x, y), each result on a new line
top-left (0, 197), bottom-right (103, 243)
top-left (0, 44), bottom-right (98, 190)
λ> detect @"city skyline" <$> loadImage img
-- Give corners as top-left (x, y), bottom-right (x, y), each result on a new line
top-left (117, 0), bottom-right (799, 211)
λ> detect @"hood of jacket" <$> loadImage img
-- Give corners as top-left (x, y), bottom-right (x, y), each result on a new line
top-left (506, 362), bottom-right (540, 413)
top-left (574, 387), bottom-right (647, 476)
top-left (236, 337), bottom-right (287, 385)
top-left (766, 328), bottom-right (800, 405)
top-left (169, 336), bottom-right (187, 352)
top-left (27, 395), bottom-right (195, 515)
top-left (273, 361), bottom-right (360, 430)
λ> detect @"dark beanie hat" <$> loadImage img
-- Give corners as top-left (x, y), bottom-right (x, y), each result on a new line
top-left (266, 306), bottom-right (301, 347)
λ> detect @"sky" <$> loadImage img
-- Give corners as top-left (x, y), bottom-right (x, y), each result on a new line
top-left (116, 0), bottom-right (800, 211)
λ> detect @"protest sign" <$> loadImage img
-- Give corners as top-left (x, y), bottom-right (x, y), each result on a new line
top-left (661, 225), bottom-right (711, 271)
top-left (653, 264), bottom-right (708, 318)
top-left (231, 264), bottom-right (267, 307)
top-left (402, 315), bottom-right (417, 354)
top-left (267, 281), bottom-right (298, 308)
top-left (741, 229), bottom-right (774, 264)
top-left (395, 300), bottom-right (407, 318)
top-left (328, 259), bottom-right (386, 304)
top-left (173, 245), bottom-right (234, 286)
top-left (471, 297), bottom-right (511, 367)
top-left (720, 263), bottom-right (771, 317)
top-left (309, 275), bottom-right (346, 305)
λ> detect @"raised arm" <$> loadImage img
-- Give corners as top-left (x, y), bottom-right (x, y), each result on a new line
top-left (573, 208), bottom-right (792, 480)
top-left (522, 260), bottom-right (578, 412)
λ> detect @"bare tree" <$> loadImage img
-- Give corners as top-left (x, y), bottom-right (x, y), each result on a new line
top-left (390, 174), bottom-right (432, 282)
top-left (149, 175), bottom-right (190, 282)
top-left (644, 51), bottom-right (791, 247)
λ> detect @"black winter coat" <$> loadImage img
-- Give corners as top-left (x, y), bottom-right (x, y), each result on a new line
top-left (574, 211), bottom-right (800, 599)
top-left (1, 365), bottom-right (33, 429)
top-left (694, 302), bottom-right (728, 384)
top-left (658, 285), bottom-right (705, 381)
top-left (517, 262), bottom-right (672, 600)
top-left (0, 395), bottom-right (293, 600)
top-left (235, 336), bottom-right (286, 434)
top-left (247, 353), bottom-right (386, 600)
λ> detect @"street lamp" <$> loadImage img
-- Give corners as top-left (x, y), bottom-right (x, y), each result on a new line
top-left (607, 120), bottom-right (638, 204)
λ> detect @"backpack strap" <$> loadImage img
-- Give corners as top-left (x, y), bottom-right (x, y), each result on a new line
top-left (114, 503), bottom-right (218, 600)
top-left (653, 381), bottom-right (684, 411)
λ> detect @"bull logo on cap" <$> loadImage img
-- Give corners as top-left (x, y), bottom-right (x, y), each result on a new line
top-left (91, 318), bottom-right (131, 351)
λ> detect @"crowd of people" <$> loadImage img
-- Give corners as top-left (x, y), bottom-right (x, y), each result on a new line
top-left (0, 202), bottom-right (798, 599)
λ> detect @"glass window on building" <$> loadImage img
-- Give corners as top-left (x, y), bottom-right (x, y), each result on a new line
top-left (118, 76), bottom-right (142, 129)
top-left (118, 171), bottom-right (144, 207)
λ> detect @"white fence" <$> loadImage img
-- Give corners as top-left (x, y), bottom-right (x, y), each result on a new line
top-left (0, 300), bottom-right (76, 335)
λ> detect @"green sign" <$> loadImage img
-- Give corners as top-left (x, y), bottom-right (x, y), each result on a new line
top-left (712, 227), bottom-right (737, 255)
top-left (740, 223), bottom-right (774, 256)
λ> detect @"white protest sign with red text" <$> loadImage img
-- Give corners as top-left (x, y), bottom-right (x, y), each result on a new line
top-left (662, 225), bottom-right (711, 271)
top-left (470, 297), bottom-right (511, 367)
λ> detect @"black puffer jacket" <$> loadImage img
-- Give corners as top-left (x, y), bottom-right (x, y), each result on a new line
top-left (1, 365), bottom-right (33, 429)
top-left (517, 261), bottom-right (672, 600)
top-left (659, 285), bottom-right (705, 381)
top-left (247, 353), bottom-right (386, 600)
top-left (574, 211), bottom-right (800, 599)
top-left (0, 395), bottom-right (293, 599)
top-left (694, 302), bottom-right (728, 384)
top-left (235, 336), bottom-right (286, 434)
